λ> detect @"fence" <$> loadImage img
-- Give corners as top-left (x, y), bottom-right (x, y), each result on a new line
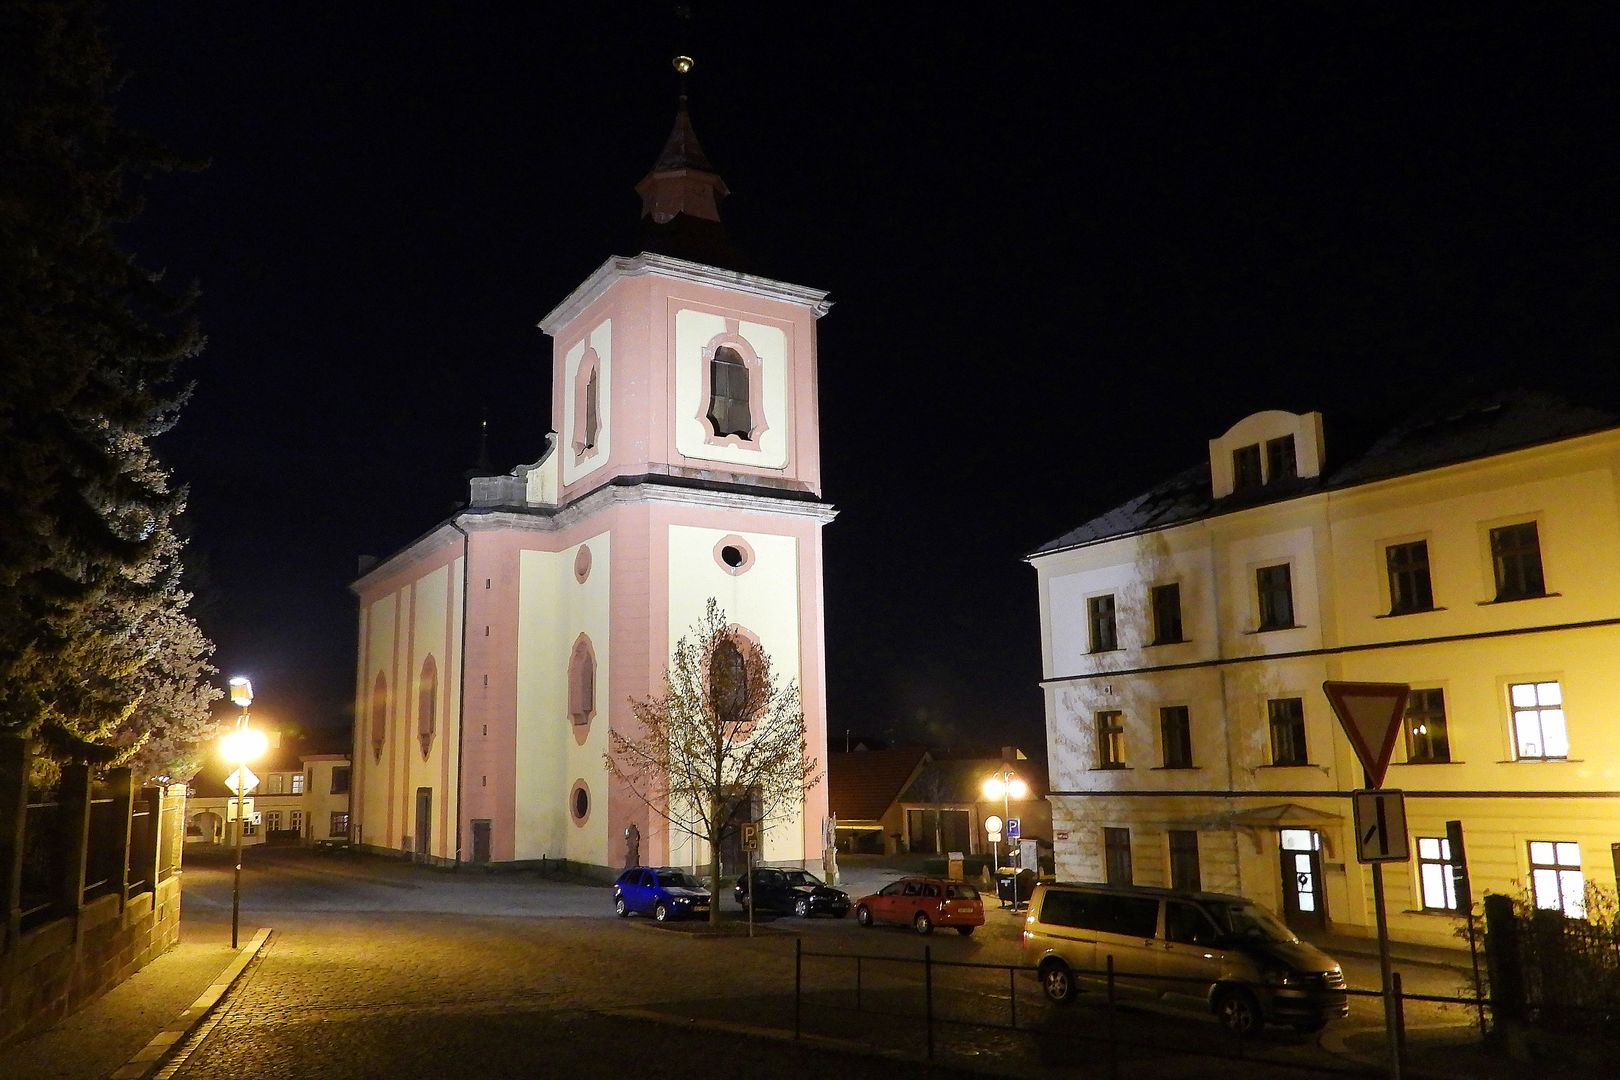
top-left (1484, 892), bottom-right (1620, 1037)
top-left (1, 736), bottom-right (188, 1045)
top-left (790, 939), bottom-right (1493, 1077)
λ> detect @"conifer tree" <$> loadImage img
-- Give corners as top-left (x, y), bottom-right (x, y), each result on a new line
top-left (0, 1), bottom-right (219, 779)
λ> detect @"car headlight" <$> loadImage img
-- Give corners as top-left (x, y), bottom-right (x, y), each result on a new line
top-left (1262, 967), bottom-right (1296, 987)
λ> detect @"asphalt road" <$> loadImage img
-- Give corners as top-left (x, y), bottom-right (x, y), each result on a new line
top-left (164, 847), bottom-right (1508, 1078)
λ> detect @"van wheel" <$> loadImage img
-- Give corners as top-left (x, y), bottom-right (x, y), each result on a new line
top-left (856, 906), bottom-right (873, 927)
top-left (913, 911), bottom-right (933, 935)
top-left (1040, 960), bottom-right (1076, 1004)
top-left (1215, 987), bottom-right (1262, 1036)
top-left (956, 926), bottom-right (975, 937)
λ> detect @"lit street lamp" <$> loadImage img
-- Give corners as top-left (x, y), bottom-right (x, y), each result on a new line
top-left (983, 768), bottom-right (1029, 908)
top-left (222, 677), bottom-right (266, 948)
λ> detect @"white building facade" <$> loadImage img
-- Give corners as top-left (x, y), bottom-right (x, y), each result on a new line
top-left (1031, 394), bottom-right (1620, 946)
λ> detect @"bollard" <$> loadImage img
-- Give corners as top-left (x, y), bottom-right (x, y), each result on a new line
top-left (1393, 971), bottom-right (1408, 1075)
top-left (1107, 954), bottom-right (1119, 1080)
top-left (925, 945), bottom-right (934, 1061)
top-left (1010, 965), bottom-right (1018, 1030)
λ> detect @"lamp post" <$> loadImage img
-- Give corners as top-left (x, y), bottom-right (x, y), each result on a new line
top-left (983, 768), bottom-right (1029, 908)
top-left (222, 677), bottom-right (265, 949)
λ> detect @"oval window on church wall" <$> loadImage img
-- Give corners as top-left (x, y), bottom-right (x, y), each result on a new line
top-left (371, 672), bottom-right (388, 762)
top-left (568, 635), bottom-right (596, 746)
top-left (418, 656), bottom-right (437, 759)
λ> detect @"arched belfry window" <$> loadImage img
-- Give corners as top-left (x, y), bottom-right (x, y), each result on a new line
top-left (706, 345), bottom-right (752, 439)
top-left (371, 672), bottom-right (388, 762)
top-left (568, 635), bottom-right (596, 729)
top-left (417, 656), bottom-right (438, 758)
top-left (572, 346), bottom-right (602, 458)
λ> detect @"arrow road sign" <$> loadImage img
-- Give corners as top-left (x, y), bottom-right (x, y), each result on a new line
top-left (1323, 681), bottom-right (1409, 788)
top-left (1353, 789), bottom-right (1410, 863)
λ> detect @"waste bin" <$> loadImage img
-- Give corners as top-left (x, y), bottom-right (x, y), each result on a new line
top-left (996, 868), bottom-right (1037, 905)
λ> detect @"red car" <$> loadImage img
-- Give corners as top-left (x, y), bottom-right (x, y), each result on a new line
top-left (854, 876), bottom-right (985, 936)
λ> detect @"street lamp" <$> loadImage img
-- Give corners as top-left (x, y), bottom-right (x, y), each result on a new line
top-left (983, 768), bottom-right (1029, 908)
top-left (222, 677), bottom-right (266, 948)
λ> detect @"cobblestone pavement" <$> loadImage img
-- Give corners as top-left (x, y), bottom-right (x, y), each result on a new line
top-left (12, 847), bottom-right (1542, 1079)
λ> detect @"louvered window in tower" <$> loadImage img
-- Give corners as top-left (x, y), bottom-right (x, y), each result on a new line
top-left (582, 364), bottom-right (600, 449)
top-left (707, 346), bottom-right (752, 438)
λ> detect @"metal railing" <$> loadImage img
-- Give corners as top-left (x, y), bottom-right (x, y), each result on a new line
top-left (791, 939), bottom-right (1496, 1076)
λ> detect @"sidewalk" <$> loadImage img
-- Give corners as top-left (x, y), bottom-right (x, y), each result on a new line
top-left (7, 933), bottom-right (239, 1080)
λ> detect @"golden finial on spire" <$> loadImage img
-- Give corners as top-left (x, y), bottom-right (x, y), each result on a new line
top-left (673, 55), bottom-right (694, 75)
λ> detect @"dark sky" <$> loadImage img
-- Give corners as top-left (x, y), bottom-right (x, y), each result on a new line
top-left (103, 5), bottom-right (1620, 750)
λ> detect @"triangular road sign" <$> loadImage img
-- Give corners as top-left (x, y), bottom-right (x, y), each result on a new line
top-left (1323, 681), bottom-right (1409, 788)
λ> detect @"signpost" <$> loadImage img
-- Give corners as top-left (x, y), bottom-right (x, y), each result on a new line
top-left (741, 822), bottom-right (760, 938)
top-left (1325, 681), bottom-right (1410, 1080)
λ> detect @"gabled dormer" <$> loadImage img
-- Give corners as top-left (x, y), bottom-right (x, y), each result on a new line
top-left (1208, 410), bottom-right (1325, 499)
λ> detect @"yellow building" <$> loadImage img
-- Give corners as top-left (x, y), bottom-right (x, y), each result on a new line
top-left (1029, 392), bottom-right (1620, 947)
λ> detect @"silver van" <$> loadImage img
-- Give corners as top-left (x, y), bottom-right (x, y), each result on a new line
top-left (1020, 882), bottom-right (1349, 1034)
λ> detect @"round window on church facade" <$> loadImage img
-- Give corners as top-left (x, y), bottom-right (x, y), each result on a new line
top-left (569, 780), bottom-right (591, 826)
top-left (713, 535), bottom-right (755, 575)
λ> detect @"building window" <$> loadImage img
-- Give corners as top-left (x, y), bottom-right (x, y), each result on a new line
top-left (1386, 540), bottom-right (1435, 614)
top-left (1160, 706), bottom-right (1193, 769)
top-left (1104, 827), bottom-right (1133, 885)
top-left (1232, 444), bottom-right (1262, 491)
top-left (1528, 841), bottom-right (1584, 918)
top-left (706, 345), bottom-right (752, 438)
top-left (1256, 563), bottom-right (1295, 630)
top-left (1416, 836), bottom-right (1459, 911)
top-left (1150, 583), bottom-right (1184, 644)
top-left (371, 672), bottom-right (388, 762)
top-left (568, 636), bottom-right (597, 728)
top-left (1404, 688), bottom-right (1450, 764)
top-left (1266, 435), bottom-right (1297, 481)
top-left (710, 638), bottom-right (748, 727)
top-left (290, 810), bottom-right (303, 835)
top-left (331, 812), bottom-right (350, 840)
top-left (1490, 522), bottom-right (1546, 601)
top-left (1096, 710), bottom-right (1126, 768)
top-left (242, 817), bottom-right (257, 837)
top-left (1509, 680), bottom-right (1567, 760)
top-left (291, 773), bottom-right (305, 795)
top-left (1087, 594), bottom-right (1118, 652)
top-left (331, 766), bottom-right (351, 795)
top-left (1268, 697), bottom-right (1308, 765)
top-left (267, 773), bottom-right (284, 795)
top-left (418, 655), bottom-right (438, 758)
top-left (265, 811), bottom-right (282, 832)
top-left (1168, 830), bottom-right (1201, 891)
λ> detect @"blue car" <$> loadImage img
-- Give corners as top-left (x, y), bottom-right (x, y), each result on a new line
top-left (613, 866), bottom-right (712, 921)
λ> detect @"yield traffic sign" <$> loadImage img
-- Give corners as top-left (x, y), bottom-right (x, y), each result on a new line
top-left (1323, 681), bottom-right (1409, 788)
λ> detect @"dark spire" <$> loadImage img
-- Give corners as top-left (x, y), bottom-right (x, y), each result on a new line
top-left (634, 55), bottom-right (747, 270)
top-left (464, 417), bottom-right (495, 480)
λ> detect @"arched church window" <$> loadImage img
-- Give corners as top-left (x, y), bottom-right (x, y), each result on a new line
top-left (583, 364), bottom-right (600, 449)
top-left (572, 347), bottom-right (602, 457)
top-left (710, 638), bottom-right (748, 726)
top-left (418, 656), bottom-right (437, 758)
top-left (371, 672), bottom-right (388, 762)
top-left (706, 345), bottom-right (752, 439)
top-left (568, 635), bottom-right (596, 728)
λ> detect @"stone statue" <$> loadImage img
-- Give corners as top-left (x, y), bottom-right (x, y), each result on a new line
top-left (624, 823), bottom-right (640, 868)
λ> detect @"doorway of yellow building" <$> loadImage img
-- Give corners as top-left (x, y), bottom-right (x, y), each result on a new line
top-left (1278, 828), bottom-right (1327, 931)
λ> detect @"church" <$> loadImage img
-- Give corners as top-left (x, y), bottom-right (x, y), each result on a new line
top-left (349, 71), bottom-right (835, 874)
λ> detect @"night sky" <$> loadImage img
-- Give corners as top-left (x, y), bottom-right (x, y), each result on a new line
top-left (102, 5), bottom-right (1620, 752)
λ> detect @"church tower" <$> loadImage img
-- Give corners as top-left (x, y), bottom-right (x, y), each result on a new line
top-left (351, 63), bottom-right (835, 874)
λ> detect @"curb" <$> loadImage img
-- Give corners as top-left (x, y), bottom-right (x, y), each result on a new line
top-left (108, 927), bottom-right (273, 1080)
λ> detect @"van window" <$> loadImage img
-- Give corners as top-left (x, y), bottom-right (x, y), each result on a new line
top-left (922, 884), bottom-right (940, 898)
top-left (1038, 890), bottom-right (1159, 938)
top-left (947, 884), bottom-right (979, 900)
top-left (1165, 901), bottom-right (1221, 946)
top-left (903, 882), bottom-right (920, 896)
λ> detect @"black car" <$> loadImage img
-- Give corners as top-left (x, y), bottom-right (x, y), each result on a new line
top-left (734, 867), bottom-right (851, 917)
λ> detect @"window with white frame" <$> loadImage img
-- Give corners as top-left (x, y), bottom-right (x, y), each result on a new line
top-left (290, 810), bottom-right (303, 835)
top-left (265, 811), bottom-right (282, 832)
top-left (1509, 680), bottom-right (1567, 760)
top-left (1528, 840), bottom-right (1584, 918)
top-left (292, 772), bottom-right (306, 794)
top-left (1096, 710), bottom-right (1126, 768)
top-left (1416, 836), bottom-right (1458, 911)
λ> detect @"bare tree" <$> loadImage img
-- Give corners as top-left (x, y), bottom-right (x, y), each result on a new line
top-left (606, 598), bottom-right (820, 924)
